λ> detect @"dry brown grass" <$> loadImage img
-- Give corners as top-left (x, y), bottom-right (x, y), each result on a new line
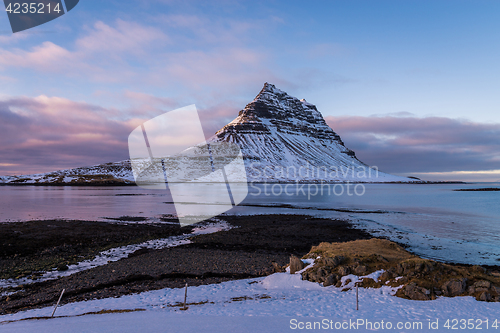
top-left (307, 239), bottom-right (415, 263)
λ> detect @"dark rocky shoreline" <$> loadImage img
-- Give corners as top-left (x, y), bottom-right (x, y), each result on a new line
top-left (0, 219), bottom-right (190, 281)
top-left (454, 188), bottom-right (500, 191)
top-left (0, 215), bottom-right (371, 314)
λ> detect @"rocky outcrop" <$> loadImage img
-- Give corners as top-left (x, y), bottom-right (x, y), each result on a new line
top-left (300, 239), bottom-right (500, 302)
top-left (289, 255), bottom-right (305, 274)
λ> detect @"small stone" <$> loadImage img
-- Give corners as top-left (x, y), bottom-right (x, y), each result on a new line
top-left (57, 264), bottom-right (69, 271)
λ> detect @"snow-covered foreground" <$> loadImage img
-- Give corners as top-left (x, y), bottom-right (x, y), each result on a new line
top-left (2, 261), bottom-right (500, 332)
top-left (0, 219), bottom-right (232, 290)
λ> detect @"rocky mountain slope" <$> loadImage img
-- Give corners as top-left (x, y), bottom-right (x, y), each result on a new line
top-left (210, 83), bottom-right (409, 182)
top-left (0, 83), bottom-right (412, 185)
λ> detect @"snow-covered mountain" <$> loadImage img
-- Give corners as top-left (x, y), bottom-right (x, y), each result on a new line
top-left (0, 83), bottom-right (412, 185)
top-left (209, 83), bottom-right (409, 182)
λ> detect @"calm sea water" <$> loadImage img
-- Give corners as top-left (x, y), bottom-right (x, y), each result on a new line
top-left (0, 183), bottom-right (499, 265)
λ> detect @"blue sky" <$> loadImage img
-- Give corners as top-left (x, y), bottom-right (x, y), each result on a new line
top-left (0, 0), bottom-right (499, 181)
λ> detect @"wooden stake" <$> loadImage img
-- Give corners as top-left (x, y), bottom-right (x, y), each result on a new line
top-left (51, 289), bottom-right (65, 318)
top-left (356, 283), bottom-right (359, 311)
top-left (182, 283), bottom-right (188, 310)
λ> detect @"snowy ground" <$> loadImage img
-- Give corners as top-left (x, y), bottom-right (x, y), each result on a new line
top-left (2, 261), bottom-right (500, 332)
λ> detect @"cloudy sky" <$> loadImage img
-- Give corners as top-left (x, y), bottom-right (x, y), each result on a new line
top-left (0, 0), bottom-right (499, 181)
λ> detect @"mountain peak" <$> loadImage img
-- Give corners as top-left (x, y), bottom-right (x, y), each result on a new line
top-left (259, 82), bottom-right (285, 94)
top-left (253, 82), bottom-right (287, 103)
top-left (215, 82), bottom-right (345, 145)
top-left (252, 83), bottom-right (320, 115)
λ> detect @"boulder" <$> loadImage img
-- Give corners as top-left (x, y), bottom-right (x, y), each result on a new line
top-left (479, 291), bottom-right (492, 302)
top-left (323, 255), bottom-right (344, 268)
top-left (379, 271), bottom-right (393, 282)
top-left (354, 265), bottom-right (367, 275)
top-left (289, 255), bottom-right (305, 274)
top-left (403, 283), bottom-right (431, 301)
top-left (397, 262), bottom-right (413, 275)
top-left (316, 267), bottom-right (328, 281)
top-left (323, 274), bottom-right (339, 287)
top-left (303, 267), bottom-right (328, 282)
top-left (338, 266), bottom-right (351, 277)
top-left (442, 278), bottom-right (467, 297)
top-left (474, 280), bottom-right (491, 289)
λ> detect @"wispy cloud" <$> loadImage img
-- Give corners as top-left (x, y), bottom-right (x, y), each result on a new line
top-left (0, 20), bottom-right (169, 82)
top-left (0, 16), bottom-right (276, 86)
top-left (76, 20), bottom-right (169, 55)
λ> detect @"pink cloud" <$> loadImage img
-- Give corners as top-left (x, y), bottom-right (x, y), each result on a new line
top-left (325, 115), bottom-right (500, 175)
top-left (0, 92), bottom-right (245, 176)
top-left (0, 95), bottom-right (139, 175)
top-left (0, 41), bottom-right (73, 72)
